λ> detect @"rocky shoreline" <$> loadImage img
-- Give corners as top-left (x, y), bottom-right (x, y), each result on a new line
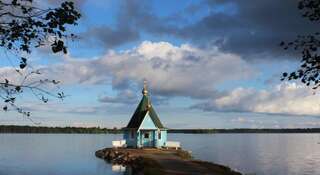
top-left (95, 148), bottom-right (148, 174)
top-left (95, 148), bottom-right (242, 175)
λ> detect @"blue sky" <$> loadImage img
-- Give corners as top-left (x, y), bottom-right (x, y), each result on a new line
top-left (1, 0), bottom-right (320, 129)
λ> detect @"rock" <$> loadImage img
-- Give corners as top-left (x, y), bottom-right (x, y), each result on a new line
top-left (95, 150), bottom-right (104, 158)
top-left (109, 151), bottom-right (115, 159)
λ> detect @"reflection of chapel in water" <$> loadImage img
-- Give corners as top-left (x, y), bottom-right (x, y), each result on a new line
top-left (123, 81), bottom-right (167, 148)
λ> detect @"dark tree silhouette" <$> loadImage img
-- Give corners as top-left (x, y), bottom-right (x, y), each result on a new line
top-left (281, 0), bottom-right (320, 89)
top-left (0, 0), bottom-right (80, 120)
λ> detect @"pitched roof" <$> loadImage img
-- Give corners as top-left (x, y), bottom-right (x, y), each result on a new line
top-left (126, 94), bottom-right (164, 129)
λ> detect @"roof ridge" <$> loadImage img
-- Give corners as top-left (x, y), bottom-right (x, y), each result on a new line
top-left (126, 92), bottom-right (164, 129)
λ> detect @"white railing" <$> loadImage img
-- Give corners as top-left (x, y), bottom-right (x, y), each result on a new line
top-left (164, 141), bottom-right (181, 150)
top-left (112, 140), bottom-right (127, 148)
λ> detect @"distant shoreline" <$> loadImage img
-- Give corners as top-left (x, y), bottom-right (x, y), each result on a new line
top-left (169, 128), bottom-right (320, 133)
top-left (1, 125), bottom-right (320, 134)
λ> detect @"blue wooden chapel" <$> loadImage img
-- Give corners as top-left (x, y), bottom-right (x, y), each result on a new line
top-left (123, 81), bottom-right (167, 148)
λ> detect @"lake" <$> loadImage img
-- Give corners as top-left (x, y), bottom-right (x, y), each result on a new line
top-left (0, 134), bottom-right (319, 175)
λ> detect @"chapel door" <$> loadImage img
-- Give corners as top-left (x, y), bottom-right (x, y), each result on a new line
top-left (142, 130), bottom-right (154, 147)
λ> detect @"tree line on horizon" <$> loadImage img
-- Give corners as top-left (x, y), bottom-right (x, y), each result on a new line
top-left (1, 125), bottom-right (320, 134)
top-left (0, 125), bottom-right (122, 134)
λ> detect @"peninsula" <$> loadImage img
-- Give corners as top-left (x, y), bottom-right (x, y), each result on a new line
top-left (95, 147), bottom-right (242, 175)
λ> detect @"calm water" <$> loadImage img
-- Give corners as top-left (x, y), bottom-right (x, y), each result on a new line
top-left (0, 134), bottom-right (320, 175)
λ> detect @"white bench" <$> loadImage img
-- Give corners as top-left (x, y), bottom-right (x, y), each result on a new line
top-left (112, 140), bottom-right (127, 148)
top-left (164, 141), bottom-right (181, 150)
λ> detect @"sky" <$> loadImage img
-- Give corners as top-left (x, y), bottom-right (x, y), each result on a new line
top-left (1, 0), bottom-right (320, 129)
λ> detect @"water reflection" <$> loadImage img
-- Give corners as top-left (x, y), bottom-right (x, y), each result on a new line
top-left (111, 164), bottom-right (126, 172)
top-left (110, 164), bottom-right (134, 175)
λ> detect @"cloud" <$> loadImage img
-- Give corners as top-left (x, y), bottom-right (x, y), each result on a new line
top-left (39, 41), bottom-right (254, 100)
top-left (193, 82), bottom-right (320, 116)
top-left (188, 0), bottom-right (320, 57)
top-left (84, 0), bottom-right (320, 58)
top-left (230, 117), bottom-right (268, 128)
top-left (104, 41), bottom-right (254, 98)
top-left (82, 0), bottom-right (175, 48)
top-left (4, 40), bottom-right (318, 117)
top-left (81, 0), bottom-right (183, 48)
top-left (98, 89), bottom-right (137, 104)
top-left (21, 102), bottom-right (99, 114)
top-left (85, 25), bottom-right (139, 49)
top-left (98, 89), bottom-right (169, 105)
top-left (181, 0), bottom-right (320, 57)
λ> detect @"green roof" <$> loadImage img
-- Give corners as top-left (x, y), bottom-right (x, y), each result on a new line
top-left (126, 94), bottom-right (164, 129)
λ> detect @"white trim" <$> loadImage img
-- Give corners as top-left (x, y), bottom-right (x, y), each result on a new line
top-left (137, 111), bottom-right (157, 131)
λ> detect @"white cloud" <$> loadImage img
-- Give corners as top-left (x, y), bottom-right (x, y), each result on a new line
top-left (230, 117), bottom-right (265, 125)
top-left (20, 102), bottom-right (101, 114)
top-left (36, 41), bottom-right (255, 99)
top-left (98, 89), bottom-right (137, 104)
top-left (195, 82), bottom-right (320, 116)
top-left (231, 117), bottom-right (248, 123)
top-left (2, 41), bottom-right (319, 117)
